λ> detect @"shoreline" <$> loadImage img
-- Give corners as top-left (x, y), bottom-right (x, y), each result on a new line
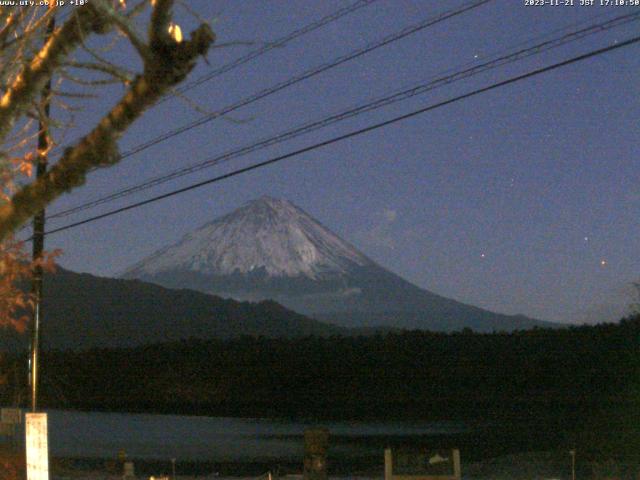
top-left (49, 451), bottom-right (640, 480)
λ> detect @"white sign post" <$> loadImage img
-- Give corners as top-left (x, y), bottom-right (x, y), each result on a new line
top-left (25, 413), bottom-right (49, 480)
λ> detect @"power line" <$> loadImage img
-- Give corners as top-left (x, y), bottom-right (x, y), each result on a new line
top-left (38, 35), bottom-right (640, 239)
top-left (47, 0), bottom-right (378, 157)
top-left (46, 11), bottom-right (640, 221)
top-left (113, 0), bottom-right (492, 159)
top-left (167, 0), bottom-right (379, 100)
top-left (45, 0), bottom-right (491, 219)
top-left (18, 0), bottom-right (492, 235)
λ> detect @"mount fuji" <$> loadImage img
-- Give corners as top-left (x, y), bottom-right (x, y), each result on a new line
top-left (122, 197), bottom-right (554, 332)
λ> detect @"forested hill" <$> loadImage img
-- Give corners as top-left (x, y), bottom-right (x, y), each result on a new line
top-left (0, 267), bottom-right (346, 351)
top-left (27, 316), bottom-right (639, 456)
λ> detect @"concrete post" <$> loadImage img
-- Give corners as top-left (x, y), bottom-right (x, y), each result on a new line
top-left (384, 448), bottom-right (393, 480)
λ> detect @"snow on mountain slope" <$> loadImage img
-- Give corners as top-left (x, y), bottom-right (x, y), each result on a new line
top-left (122, 196), bottom-right (555, 332)
top-left (124, 196), bottom-right (372, 280)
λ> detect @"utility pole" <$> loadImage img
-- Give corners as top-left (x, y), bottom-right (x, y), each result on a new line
top-left (30, 11), bottom-right (55, 413)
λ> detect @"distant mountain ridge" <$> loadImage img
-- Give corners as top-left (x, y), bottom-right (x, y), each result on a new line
top-left (123, 197), bottom-right (556, 332)
top-left (0, 267), bottom-right (345, 352)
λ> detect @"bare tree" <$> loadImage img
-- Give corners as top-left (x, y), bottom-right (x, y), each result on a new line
top-left (0, 0), bottom-right (215, 329)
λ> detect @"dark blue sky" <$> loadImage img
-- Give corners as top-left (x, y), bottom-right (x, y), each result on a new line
top-left (42, 0), bottom-right (640, 324)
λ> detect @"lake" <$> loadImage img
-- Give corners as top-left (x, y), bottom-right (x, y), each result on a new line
top-left (13, 409), bottom-right (466, 463)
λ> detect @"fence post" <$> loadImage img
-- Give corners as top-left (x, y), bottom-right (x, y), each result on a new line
top-left (303, 428), bottom-right (329, 480)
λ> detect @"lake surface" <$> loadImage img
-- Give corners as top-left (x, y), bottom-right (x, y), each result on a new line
top-left (14, 410), bottom-right (466, 463)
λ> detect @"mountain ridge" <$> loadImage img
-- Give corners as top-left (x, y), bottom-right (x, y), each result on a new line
top-left (123, 197), bottom-right (556, 332)
top-left (0, 267), bottom-right (346, 352)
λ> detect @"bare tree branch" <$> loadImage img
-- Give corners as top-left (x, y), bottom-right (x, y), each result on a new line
top-left (0, 16), bottom-right (214, 240)
top-left (0, 4), bottom-right (111, 145)
top-left (149, 0), bottom-right (175, 47)
top-left (90, 0), bottom-right (153, 64)
top-left (63, 60), bottom-right (135, 84)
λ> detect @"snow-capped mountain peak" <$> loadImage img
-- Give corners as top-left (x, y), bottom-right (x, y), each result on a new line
top-left (122, 196), bottom-right (554, 332)
top-left (124, 196), bottom-right (372, 280)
